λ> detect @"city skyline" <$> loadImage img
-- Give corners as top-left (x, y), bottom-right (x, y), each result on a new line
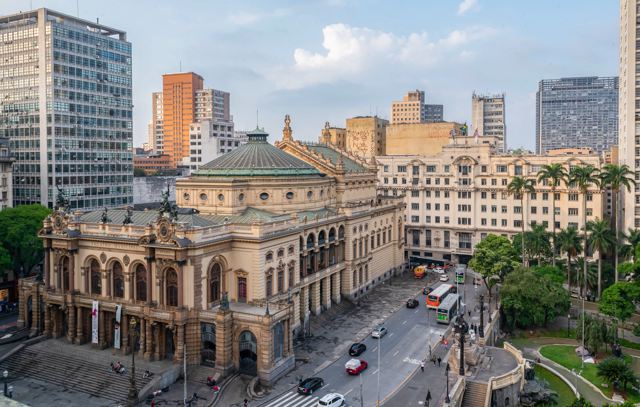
top-left (0, 1), bottom-right (618, 150)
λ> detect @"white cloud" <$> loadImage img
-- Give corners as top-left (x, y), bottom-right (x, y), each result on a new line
top-left (228, 9), bottom-right (290, 26)
top-left (270, 23), bottom-right (497, 89)
top-left (458, 0), bottom-right (478, 15)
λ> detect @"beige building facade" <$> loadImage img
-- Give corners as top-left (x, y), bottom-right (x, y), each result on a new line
top-left (391, 89), bottom-right (426, 124)
top-left (386, 122), bottom-right (464, 156)
top-left (472, 93), bottom-right (506, 153)
top-left (377, 138), bottom-right (603, 264)
top-left (345, 116), bottom-right (388, 159)
top-left (18, 117), bottom-right (405, 385)
top-left (319, 122), bottom-right (347, 150)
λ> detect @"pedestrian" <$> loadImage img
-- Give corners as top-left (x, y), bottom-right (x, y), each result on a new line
top-left (432, 356), bottom-right (436, 366)
top-left (425, 390), bottom-right (432, 407)
top-left (420, 361), bottom-right (425, 372)
top-left (437, 357), bottom-right (441, 367)
top-left (244, 398), bottom-right (249, 407)
top-left (468, 310), bottom-right (471, 318)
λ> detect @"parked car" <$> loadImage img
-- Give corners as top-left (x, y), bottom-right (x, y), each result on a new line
top-left (298, 377), bottom-right (324, 395)
top-left (406, 298), bottom-right (419, 308)
top-left (318, 393), bottom-right (345, 407)
top-left (349, 342), bottom-right (367, 356)
top-left (371, 325), bottom-right (388, 338)
top-left (439, 274), bottom-right (449, 282)
top-left (423, 286), bottom-right (434, 295)
top-left (345, 358), bottom-right (368, 375)
top-left (433, 267), bottom-right (445, 274)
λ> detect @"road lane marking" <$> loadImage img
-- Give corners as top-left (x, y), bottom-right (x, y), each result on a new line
top-left (372, 368), bottom-right (379, 375)
top-left (393, 350), bottom-right (400, 356)
top-left (345, 388), bottom-right (354, 396)
top-left (262, 392), bottom-right (297, 407)
top-left (402, 320), bottom-right (407, 325)
top-left (403, 356), bottom-right (422, 365)
top-left (371, 346), bottom-right (377, 352)
top-left (389, 333), bottom-right (394, 337)
top-left (414, 309), bottom-right (418, 313)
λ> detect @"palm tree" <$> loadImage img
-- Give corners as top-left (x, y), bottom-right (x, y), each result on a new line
top-left (525, 224), bottom-right (552, 264)
top-left (625, 228), bottom-right (640, 262)
top-left (507, 175), bottom-right (536, 267)
top-left (587, 219), bottom-right (615, 299)
top-left (600, 164), bottom-right (635, 283)
top-left (537, 163), bottom-right (568, 268)
top-left (568, 165), bottom-right (600, 298)
top-left (557, 227), bottom-right (582, 294)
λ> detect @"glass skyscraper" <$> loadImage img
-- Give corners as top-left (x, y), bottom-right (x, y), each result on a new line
top-left (0, 8), bottom-right (132, 210)
top-left (536, 77), bottom-right (618, 154)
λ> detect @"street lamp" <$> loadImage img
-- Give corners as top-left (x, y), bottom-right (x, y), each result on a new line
top-left (444, 363), bottom-right (451, 403)
top-left (3, 369), bottom-right (8, 398)
top-left (454, 315), bottom-right (469, 376)
top-left (127, 317), bottom-right (138, 406)
top-left (567, 313), bottom-right (571, 338)
top-left (478, 294), bottom-right (485, 338)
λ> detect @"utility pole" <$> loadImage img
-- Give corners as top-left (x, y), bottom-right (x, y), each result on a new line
top-left (183, 347), bottom-right (187, 406)
top-left (376, 335), bottom-right (381, 406)
top-left (359, 368), bottom-right (364, 407)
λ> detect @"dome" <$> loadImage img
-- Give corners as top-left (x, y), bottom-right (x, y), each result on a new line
top-left (194, 127), bottom-right (323, 177)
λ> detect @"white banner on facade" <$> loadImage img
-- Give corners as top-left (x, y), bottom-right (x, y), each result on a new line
top-left (91, 300), bottom-right (99, 344)
top-left (114, 304), bottom-right (122, 349)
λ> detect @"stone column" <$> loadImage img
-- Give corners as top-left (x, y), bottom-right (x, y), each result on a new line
top-left (310, 282), bottom-right (321, 315)
top-left (178, 267), bottom-right (184, 307)
top-left (30, 289), bottom-right (40, 335)
top-left (175, 324), bottom-right (185, 362)
top-left (322, 277), bottom-right (331, 310)
top-left (332, 272), bottom-right (342, 304)
top-left (144, 319), bottom-right (153, 360)
top-left (215, 310), bottom-right (234, 375)
top-left (44, 305), bottom-right (52, 337)
top-left (75, 307), bottom-right (84, 344)
top-left (145, 257), bottom-right (153, 304)
top-left (121, 315), bottom-right (129, 355)
top-left (292, 292), bottom-right (301, 331)
top-left (98, 310), bottom-right (106, 349)
top-left (68, 251), bottom-right (75, 292)
top-left (139, 317), bottom-right (146, 357)
top-left (66, 305), bottom-right (76, 343)
top-left (44, 248), bottom-right (51, 290)
top-left (154, 324), bottom-right (161, 361)
top-left (101, 270), bottom-right (109, 297)
top-left (299, 286), bottom-right (308, 323)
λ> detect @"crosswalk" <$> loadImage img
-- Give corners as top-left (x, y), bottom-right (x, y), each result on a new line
top-left (261, 391), bottom-right (320, 407)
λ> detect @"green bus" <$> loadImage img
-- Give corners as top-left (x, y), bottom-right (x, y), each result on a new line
top-left (455, 268), bottom-right (465, 284)
top-left (436, 293), bottom-right (459, 324)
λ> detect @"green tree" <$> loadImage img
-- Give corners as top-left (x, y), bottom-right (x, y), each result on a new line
top-left (531, 264), bottom-right (565, 285)
top-left (597, 357), bottom-right (638, 390)
top-left (468, 234), bottom-right (519, 312)
top-left (569, 398), bottom-right (595, 407)
top-left (600, 164), bottom-right (635, 283)
top-left (587, 219), bottom-right (615, 299)
top-left (507, 176), bottom-right (536, 266)
top-left (626, 229), bottom-right (640, 259)
top-left (0, 246), bottom-right (10, 279)
top-left (133, 167), bottom-right (147, 177)
top-left (0, 205), bottom-right (51, 277)
top-left (576, 313), bottom-right (612, 355)
top-left (526, 223), bottom-right (553, 263)
top-left (537, 163), bottom-right (568, 268)
top-left (557, 227), bottom-right (582, 295)
top-left (500, 268), bottom-right (570, 330)
top-left (599, 282), bottom-right (640, 340)
top-left (568, 165), bottom-right (600, 297)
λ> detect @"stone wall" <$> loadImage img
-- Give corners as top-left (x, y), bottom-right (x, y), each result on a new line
top-left (385, 122), bottom-right (462, 155)
top-left (133, 176), bottom-right (176, 204)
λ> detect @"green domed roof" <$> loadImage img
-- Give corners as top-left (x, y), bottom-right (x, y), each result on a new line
top-left (195, 128), bottom-right (322, 177)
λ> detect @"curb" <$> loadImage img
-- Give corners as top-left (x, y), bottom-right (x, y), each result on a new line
top-left (531, 359), bottom-right (579, 397)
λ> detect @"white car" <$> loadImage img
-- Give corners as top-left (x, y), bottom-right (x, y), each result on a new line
top-left (371, 325), bottom-right (388, 338)
top-left (433, 267), bottom-right (445, 274)
top-left (318, 393), bottom-right (345, 407)
top-left (439, 274), bottom-right (449, 282)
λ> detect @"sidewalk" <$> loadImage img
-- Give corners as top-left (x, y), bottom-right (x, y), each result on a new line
top-left (216, 272), bottom-right (431, 407)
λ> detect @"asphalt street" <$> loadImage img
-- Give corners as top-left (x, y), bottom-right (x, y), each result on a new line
top-left (257, 270), bottom-right (478, 407)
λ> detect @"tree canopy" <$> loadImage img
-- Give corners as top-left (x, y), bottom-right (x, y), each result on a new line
top-left (468, 234), bottom-right (519, 291)
top-left (0, 205), bottom-right (51, 277)
top-left (598, 282), bottom-right (640, 325)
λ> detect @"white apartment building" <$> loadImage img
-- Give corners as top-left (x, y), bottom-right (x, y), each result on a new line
top-left (377, 139), bottom-right (603, 264)
top-left (472, 93), bottom-right (506, 152)
top-left (182, 120), bottom-right (246, 172)
top-left (619, 0), bottom-right (640, 229)
top-left (0, 137), bottom-right (13, 209)
top-left (195, 88), bottom-right (231, 122)
top-left (147, 92), bottom-right (164, 153)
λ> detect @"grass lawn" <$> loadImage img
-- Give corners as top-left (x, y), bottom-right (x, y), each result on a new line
top-left (540, 344), bottom-right (640, 403)
top-left (533, 364), bottom-right (575, 406)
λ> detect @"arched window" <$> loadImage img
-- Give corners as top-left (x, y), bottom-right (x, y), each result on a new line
top-left (265, 251), bottom-right (273, 262)
top-left (338, 225), bottom-right (345, 240)
top-left (318, 230), bottom-right (326, 245)
top-left (277, 268), bottom-right (284, 293)
top-left (299, 236), bottom-right (304, 252)
top-left (288, 263), bottom-right (295, 288)
top-left (166, 268), bottom-right (178, 307)
top-left (238, 277), bottom-right (247, 303)
top-left (90, 259), bottom-right (101, 295)
top-left (328, 228), bottom-right (336, 242)
top-left (288, 245), bottom-right (295, 255)
top-left (209, 263), bottom-right (221, 303)
top-left (388, 228), bottom-right (392, 242)
top-left (266, 269), bottom-right (273, 297)
top-left (273, 322), bottom-right (284, 361)
top-left (306, 233), bottom-right (315, 250)
top-left (135, 264), bottom-right (147, 302)
top-left (353, 270), bottom-right (357, 288)
top-left (60, 256), bottom-right (70, 292)
top-left (112, 262), bottom-right (124, 298)
top-left (277, 248), bottom-right (285, 258)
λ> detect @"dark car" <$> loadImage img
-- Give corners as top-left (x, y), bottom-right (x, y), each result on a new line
top-left (423, 286), bottom-right (434, 295)
top-left (297, 377), bottom-right (324, 395)
top-left (450, 285), bottom-right (457, 294)
top-left (349, 342), bottom-right (367, 356)
top-left (406, 298), bottom-right (419, 308)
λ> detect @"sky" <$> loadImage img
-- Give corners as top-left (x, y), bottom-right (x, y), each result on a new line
top-left (2, 0), bottom-right (619, 150)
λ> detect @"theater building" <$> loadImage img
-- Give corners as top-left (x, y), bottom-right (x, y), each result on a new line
top-left (17, 116), bottom-right (405, 384)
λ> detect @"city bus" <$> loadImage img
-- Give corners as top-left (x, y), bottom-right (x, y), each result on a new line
top-left (455, 269), bottom-right (465, 284)
top-left (426, 284), bottom-right (453, 309)
top-left (436, 294), bottom-right (459, 324)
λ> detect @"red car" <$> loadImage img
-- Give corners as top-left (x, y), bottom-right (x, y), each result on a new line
top-left (345, 358), bottom-right (368, 375)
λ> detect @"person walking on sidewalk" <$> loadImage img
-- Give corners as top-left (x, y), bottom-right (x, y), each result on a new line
top-left (437, 357), bottom-right (441, 367)
top-left (420, 361), bottom-right (425, 372)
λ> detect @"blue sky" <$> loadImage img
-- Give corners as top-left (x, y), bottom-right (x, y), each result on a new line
top-left (3, 0), bottom-right (619, 150)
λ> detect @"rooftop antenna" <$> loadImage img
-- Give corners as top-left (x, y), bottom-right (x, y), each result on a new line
top-left (179, 60), bottom-right (182, 72)
top-left (256, 108), bottom-right (259, 129)
top-left (76, 0), bottom-right (79, 17)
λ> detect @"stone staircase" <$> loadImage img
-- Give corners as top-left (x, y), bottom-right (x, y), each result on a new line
top-left (461, 379), bottom-right (488, 407)
top-left (0, 345), bottom-right (153, 404)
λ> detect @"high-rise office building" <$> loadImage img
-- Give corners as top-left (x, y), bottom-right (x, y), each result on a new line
top-left (536, 77), bottom-right (618, 155)
top-left (471, 93), bottom-right (506, 152)
top-left (0, 137), bottom-right (13, 210)
top-left (195, 89), bottom-right (230, 122)
top-left (425, 104), bottom-right (444, 123)
top-left (0, 8), bottom-right (133, 210)
top-left (391, 90), bottom-right (426, 124)
top-left (162, 72), bottom-right (204, 167)
top-left (620, 0), bottom-right (640, 229)
top-left (147, 92), bottom-right (163, 153)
